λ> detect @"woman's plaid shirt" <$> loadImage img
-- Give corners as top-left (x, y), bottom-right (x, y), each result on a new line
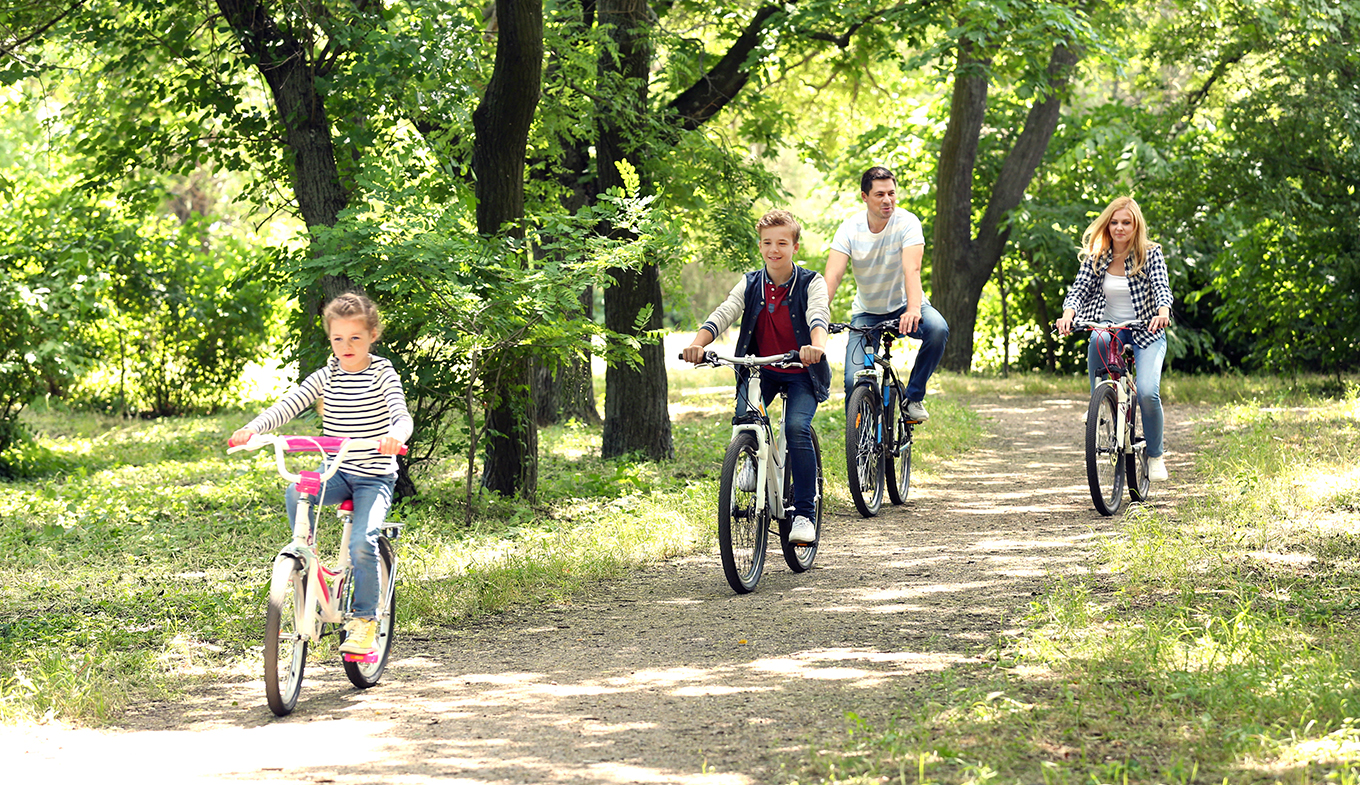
top-left (1062, 245), bottom-right (1174, 348)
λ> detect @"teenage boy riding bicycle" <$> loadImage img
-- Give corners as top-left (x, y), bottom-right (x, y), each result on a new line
top-left (681, 210), bottom-right (831, 545)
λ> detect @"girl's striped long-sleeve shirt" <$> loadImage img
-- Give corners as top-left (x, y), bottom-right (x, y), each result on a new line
top-left (245, 355), bottom-right (413, 477)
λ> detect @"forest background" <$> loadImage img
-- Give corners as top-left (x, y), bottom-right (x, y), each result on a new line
top-left (1, 0), bottom-right (1355, 497)
top-left (1, 2), bottom-right (1359, 780)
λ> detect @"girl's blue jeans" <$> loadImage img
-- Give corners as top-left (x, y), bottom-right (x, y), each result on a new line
top-left (1088, 330), bottom-right (1167, 458)
top-left (286, 470), bottom-right (395, 619)
top-left (735, 369), bottom-right (818, 521)
top-left (844, 304), bottom-right (950, 401)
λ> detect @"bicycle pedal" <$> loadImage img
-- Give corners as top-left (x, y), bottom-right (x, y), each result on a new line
top-left (343, 650), bottom-right (380, 664)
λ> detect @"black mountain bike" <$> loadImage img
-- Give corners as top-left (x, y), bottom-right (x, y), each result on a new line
top-left (830, 321), bottom-right (919, 517)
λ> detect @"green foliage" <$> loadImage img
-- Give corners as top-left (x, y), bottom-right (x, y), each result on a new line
top-left (285, 163), bottom-right (659, 501)
top-left (76, 215), bottom-right (278, 416)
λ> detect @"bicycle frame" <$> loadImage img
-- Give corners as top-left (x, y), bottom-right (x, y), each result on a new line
top-left (1084, 320), bottom-right (1141, 456)
top-left (841, 319), bottom-right (912, 451)
top-left (229, 435), bottom-right (402, 644)
top-left (730, 360), bottom-right (793, 522)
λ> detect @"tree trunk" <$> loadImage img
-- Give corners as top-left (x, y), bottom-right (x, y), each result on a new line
top-left (933, 40), bottom-right (1080, 372)
top-left (597, 0), bottom-right (673, 460)
top-left (473, 0), bottom-right (544, 496)
top-left (603, 264), bottom-right (673, 459)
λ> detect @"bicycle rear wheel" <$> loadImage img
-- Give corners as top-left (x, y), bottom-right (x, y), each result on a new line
top-left (781, 428), bottom-right (822, 573)
top-left (1127, 395), bottom-right (1151, 502)
top-left (718, 432), bottom-right (768, 593)
top-left (885, 380), bottom-right (912, 505)
top-left (343, 536), bottom-right (396, 688)
top-left (264, 555), bottom-right (307, 716)
top-left (1086, 383), bottom-right (1126, 515)
top-left (846, 383), bottom-right (884, 517)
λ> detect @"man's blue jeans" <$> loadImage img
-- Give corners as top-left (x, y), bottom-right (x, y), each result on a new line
top-left (735, 369), bottom-right (818, 521)
top-left (844, 303), bottom-right (950, 400)
top-left (1088, 330), bottom-right (1167, 458)
top-left (286, 470), bottom-right (395, 619)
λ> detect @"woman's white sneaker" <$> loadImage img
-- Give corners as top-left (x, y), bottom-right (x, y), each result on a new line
top-left (1147, 456), bottom-right (1168, 481)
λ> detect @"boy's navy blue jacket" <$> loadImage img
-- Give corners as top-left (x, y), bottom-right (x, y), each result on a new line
top-left (700, 265), bottom-right (832, 403)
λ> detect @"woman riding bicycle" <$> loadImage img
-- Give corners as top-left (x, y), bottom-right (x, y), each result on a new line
top-left (230, 293), bottom-right (412, 657)
top-left (1055, 196), bottom-right (1173, 482)
top-left (681, 209), bottom-right (831, 545)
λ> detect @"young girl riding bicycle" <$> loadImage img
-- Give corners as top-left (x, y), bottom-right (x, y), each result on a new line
top-left (230, 293), bottom-right (412, 656)
top-left (681, 209), bottom-right (831, 546)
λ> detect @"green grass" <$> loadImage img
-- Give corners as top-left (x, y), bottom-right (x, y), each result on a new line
top-left (0, 369), bottom-right (982, 726)
top-left (799, 387), bottom-right (1360, 783)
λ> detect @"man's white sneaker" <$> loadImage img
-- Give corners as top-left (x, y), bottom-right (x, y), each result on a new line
top-left (736, 457), bottom-right (757, 492)
top-left (1147, 456), bottom-right (1168, 482)
top-left (904, 400), bottom-right (930, 423)
top-left (788, 515), bottom-right (816, 544)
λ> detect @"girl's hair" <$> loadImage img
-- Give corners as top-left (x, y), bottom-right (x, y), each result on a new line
top-left (757, 209), bottom-right (802, 243)
top-left (323, 292), bottom-right (383, 340)
top-left (1079, 196), bottom-right (1159, 276)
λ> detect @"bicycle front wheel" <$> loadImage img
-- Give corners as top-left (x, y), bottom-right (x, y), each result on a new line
top-left (718, 432), bottom-right (768, 593)
top-left (264, 555), bottom-right (307, 716)
top-left (343, 536), bottom-right (396, 688)
top-left (886, 381), bottom-right (912, 505)
top-left (846, 383), bottom-right (885, 517)
top-left (1086, 383), bottom-right (1126, 515)
top-left (781, 428), bottom-right (822, 573)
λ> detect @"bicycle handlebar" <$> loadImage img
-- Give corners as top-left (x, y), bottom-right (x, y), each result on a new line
top-left (828, 320), bottom-right (902, 337)
top-left (1077, 319), bottom-right (1145, 330)
top-left (677, 349), bottom-right (804, 369)
top-left (227, 434), bottom-right (408, 484)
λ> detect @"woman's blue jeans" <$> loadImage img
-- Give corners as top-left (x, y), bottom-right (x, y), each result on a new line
top-left (286, 470), bottom-right (395, 619)
top-left (735, 369), bottom-right (818, 520)
top-left (1088, 330), bottom-right (1167, 458)
top-left (843, 304), bottom-right (950, 401)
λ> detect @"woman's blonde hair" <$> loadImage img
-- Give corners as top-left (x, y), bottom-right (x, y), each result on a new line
top-left (1079, 196), bottom-right (1158, 276)
top-left (323, 292), bottom-right (383, 341)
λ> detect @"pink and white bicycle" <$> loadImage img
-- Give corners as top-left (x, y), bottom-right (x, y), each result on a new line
top-left (227, 434), bottom-right (405, 716)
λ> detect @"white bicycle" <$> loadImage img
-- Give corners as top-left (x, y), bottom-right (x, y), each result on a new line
top-left (227, 434), bottom-right (405, 716)
top-left (685, 350), bottom-right (824, 593)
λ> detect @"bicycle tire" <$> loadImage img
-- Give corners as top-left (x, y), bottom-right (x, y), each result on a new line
top-left (718, 432), bottom-right (768, 593)
top-left (781, 428), bottom-right (822, 573)
top-left (1127, 393), bottom-right (1151, 502)
top-left (343, 536), bottom-right (396, 688)
top-left (1086, 382), bottom-right (1125, 515)
top-left (264, 555), bottom-right (307, 716)
top-left (885, 380), bottom-right (911, 505)
top-left (846, 383), bottom-right (884, 517)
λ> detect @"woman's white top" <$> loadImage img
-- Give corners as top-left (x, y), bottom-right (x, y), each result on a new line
top-left (1102, 274), bottom-right (1137, 322)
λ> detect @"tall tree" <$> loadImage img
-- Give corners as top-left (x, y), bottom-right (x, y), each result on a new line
top-left (596, 0), bottom-right (673, 459)
top-left (931, 20), bottom-right (1083, 372)
top-left (475, 0), bottom-right (545, 494)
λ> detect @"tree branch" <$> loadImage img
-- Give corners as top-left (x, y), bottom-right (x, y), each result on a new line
top-left (0, 0), bottom-right (88, 59)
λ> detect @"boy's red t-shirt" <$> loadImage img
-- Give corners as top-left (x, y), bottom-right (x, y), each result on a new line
top-left (754, 271), bottom-right (801, 374)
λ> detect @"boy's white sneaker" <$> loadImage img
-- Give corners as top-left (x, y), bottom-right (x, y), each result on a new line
top-left (788, 515), bottom-right (816, 544)
top-left (1147, 456), bottom-right (1168, 482)
top-left (904, 400), bottom-right (929, 423)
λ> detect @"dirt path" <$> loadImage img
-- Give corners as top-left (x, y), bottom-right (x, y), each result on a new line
top-left (7, 395), bottom-right (1199, 784)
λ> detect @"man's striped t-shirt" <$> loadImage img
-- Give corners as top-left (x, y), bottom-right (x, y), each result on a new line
top-left (246, 355), bottom-right (413, 477)
top-left (830, 208), bottom-right (928, 315)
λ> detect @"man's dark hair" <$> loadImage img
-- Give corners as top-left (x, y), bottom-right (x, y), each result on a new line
top-left (860, 166), bottom-right (896, 195)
